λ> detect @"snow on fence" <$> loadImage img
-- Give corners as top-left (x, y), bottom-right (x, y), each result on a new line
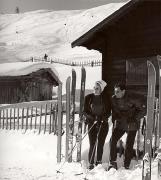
top-left (0, 100), bottom-right (59, 134)
top-left (29, 56), bottom-right (102, 67)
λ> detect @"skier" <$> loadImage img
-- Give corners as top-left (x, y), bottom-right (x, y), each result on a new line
top-left (83, 80), bottom-right (111, 170)
top-left (108, 82), bottom-right (146, 170)
top-left (44, 53), bottom-right (48, 61)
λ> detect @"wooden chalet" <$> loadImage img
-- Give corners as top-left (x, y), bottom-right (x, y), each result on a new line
top-left (0, 62), bottom-right (61, 104)
top-left (72, 0), bottom-right (161, 95)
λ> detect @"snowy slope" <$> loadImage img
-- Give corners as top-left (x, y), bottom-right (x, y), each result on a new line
top-left (0, 2), bottom-right (129, 62)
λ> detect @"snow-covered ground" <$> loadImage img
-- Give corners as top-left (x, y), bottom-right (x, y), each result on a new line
top-left (0, 119), bottom-right (159, 180)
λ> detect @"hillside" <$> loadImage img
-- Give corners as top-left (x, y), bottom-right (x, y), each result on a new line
top-left (0, 2), bottom-right (128, 63)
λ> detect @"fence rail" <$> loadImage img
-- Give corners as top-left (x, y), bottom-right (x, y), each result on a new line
top-left (0, 100), bottom-right (59, 134)
top-left (29, 56), bottom-right (102, 67)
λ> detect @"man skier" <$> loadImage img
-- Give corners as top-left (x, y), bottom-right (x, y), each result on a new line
top-left (109, 82), bottom-right (146, 170)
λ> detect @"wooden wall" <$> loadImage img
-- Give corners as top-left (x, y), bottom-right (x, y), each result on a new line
top-left (102, 1), bottom-right (161, 95)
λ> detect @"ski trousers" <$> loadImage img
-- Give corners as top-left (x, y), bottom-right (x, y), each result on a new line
top-left (110, 128), bottom-right (137, 167)
top-left (88, 122), bottom-right (108, 164)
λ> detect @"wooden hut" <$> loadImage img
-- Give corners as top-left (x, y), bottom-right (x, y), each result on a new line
top-left (72, 0), bottom-right (161, 95)
top-left (0, 62), bottom-right (60, 104)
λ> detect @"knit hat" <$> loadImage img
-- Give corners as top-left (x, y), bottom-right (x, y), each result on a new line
top-left (96, 80), bottom-right (107, 92)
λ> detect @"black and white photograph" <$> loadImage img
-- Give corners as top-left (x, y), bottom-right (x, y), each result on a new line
top-left (0, 0), bottom-right (161, 179)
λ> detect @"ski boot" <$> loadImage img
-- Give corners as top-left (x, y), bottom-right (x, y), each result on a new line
top-left (88, 163), bottom-right (94, 170)
top-left (108, 161), bottom-right (117, 170)
top-left (95, 161), bottom-right (102, 166)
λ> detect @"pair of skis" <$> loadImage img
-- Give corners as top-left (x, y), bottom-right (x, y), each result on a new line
top-left (157, 55), bottom-right (161, 180)
top-left (65, 69), bottom-right (76, 162)
top-left (142, 60), bottom-right (156, 180)
top-left (142, 56), bottom-right (161, 180)
top-left (65, 67), bottom-right (86, 162)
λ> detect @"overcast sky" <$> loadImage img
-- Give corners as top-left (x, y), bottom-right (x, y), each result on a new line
top-left (0, 0), bottom-right (127, 13)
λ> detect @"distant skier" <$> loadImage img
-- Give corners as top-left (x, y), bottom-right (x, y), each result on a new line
top-left (83, 80), bottom-right (111, 170)
top-left (44, 53), bottom-right (48, 61)
top-left (108, 82), bottom-right (146, 170)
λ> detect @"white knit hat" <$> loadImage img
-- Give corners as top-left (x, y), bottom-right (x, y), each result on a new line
top-left (96, 80), bottom-right (107, 92)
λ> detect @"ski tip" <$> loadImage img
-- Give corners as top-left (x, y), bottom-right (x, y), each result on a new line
top-left (147, 60), bottom-right (156, 73)
top-left (72, 69), bottom-right (76, 73)
top-left (81, 65), bottom-right (85, 69)
top-left (66, 76), bottom-right (71, 83)
top-left (157, 55), bottom-right (161, 60)
top-left (147, 60), bottom-right (153, 67)
top-left (72, 69), bottom-right (76, 78)
top-left (157, 55), bottom-right (161, 66)
top-left (81, 67), bottom-right (86, 75)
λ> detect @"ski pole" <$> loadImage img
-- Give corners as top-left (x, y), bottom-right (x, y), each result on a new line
top-left (84, 121), bottom-right (103, 180)
top-left (56, 120), bottom-right (97, 174)
top-left (69, 120), bottom-right (97, 160)
top-left (108, 120), bottom-right (115, 164)
top-left (76, 121), bottom-right (97, 146)
top-left (142, 116), bottom-right (147, 180)
top-left (136, 124), bottom-right (141, 162)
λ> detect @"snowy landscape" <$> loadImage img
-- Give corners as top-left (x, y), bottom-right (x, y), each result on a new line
top-left (0, 64), bottom-right (159, 180)
top-left (0, 2), bottom-right (129, 63)
top-left (0, 1), bottom-right (160, 180)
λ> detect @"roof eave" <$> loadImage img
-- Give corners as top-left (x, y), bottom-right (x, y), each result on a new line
top-left (71, 0), bottom-right (141, 49)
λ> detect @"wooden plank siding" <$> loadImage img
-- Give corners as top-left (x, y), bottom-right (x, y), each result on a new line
top-left (0, 70), bottom-right (58, 104)
top-left (103, 55), bottom-right (159, 96)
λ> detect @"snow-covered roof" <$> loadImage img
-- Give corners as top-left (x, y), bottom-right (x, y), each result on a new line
top-left (72, 0), bottom-right (137, 48)
top-left (0, 62), bottom-right (61, 84)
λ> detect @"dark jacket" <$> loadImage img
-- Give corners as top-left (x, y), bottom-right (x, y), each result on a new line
top-left (112, 92), bottom-right (146, 131)
top-left (83, 92), bottom-right (111, 124)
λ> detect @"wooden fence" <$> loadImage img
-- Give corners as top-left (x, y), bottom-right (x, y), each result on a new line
top-left (0, 100), bottom-right (59, 134)
top-left (29, 56), bottom-right (102, 67)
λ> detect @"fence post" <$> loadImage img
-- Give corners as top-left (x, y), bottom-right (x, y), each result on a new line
top-left (91, 61), bottom-right (94, 67)
top-left (49, 103), bottom-right (52, 134)
top-left (13, 108), bottom-right (16, 130)
top-left (17, 108), bottom-right (19, 130)
top-left (6, 109), bottom-right (8, 129)
top-left (2, 109), bottom-right (4, 129)
top-left (35, 107), bottom-right (37, 130)
top-left (39, 105), bottom-right (43, 134)
top-left (0, 110), bottom-right (1, 129)
top-left (22, 108), bottom-right (24, 129)
top-left (30, 106), bottom-right (33, 129)
top-left (57, 83), bottom-right (62, 163)
top-left (9, 108), bottom-right (12, 130)
top-left (44, 104), bottom-right (47, 134)
top-left (26, 107), bottom-right (29, 131)
top-left (53, 103), bottom-right (58, 134)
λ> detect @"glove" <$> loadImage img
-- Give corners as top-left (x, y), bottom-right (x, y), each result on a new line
top-left (83, 113), bottom-right (95, 124)
top-left (102, 115), bottom-right (109, 124)
top-left (96, 121), bottom-right (102, 130)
